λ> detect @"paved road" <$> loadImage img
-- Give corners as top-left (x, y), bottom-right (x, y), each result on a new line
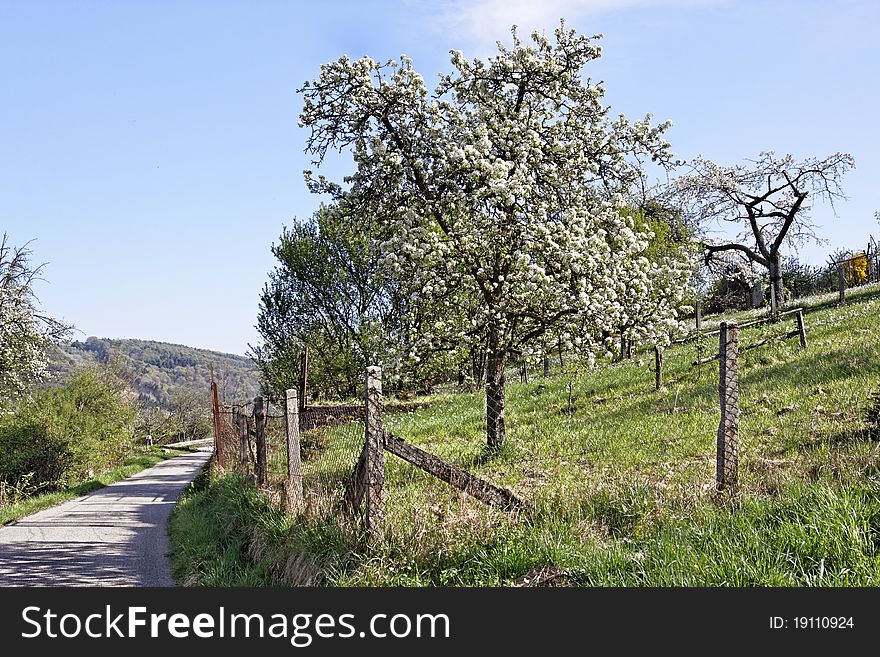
top-left (0, 448), bottom-right (211, 586)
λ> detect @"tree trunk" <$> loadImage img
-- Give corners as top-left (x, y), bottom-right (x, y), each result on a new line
top-left (485, 348), bottom-right (506, 449)
top-left (469, 346), bottom-right (487, 389)
top-left (769, 252), bottom-right (784, 315)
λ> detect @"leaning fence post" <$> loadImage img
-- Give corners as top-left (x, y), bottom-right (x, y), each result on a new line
top-left (716, 322), bottom-right (739, 492)
top-left (284, 389), bottom-right (303, 512)
top-left (254, 396), bottom-right (268, 487)
top-left (364, 366), bottom-right (385, 534)
top-left (654, 346), bottom-right (663, 390)
top-left (838, 263), bottom-right (846, 304)
top-left (796, 309), bottom-right (807, 349)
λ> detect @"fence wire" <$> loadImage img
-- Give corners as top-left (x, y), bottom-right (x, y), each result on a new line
top-left (296, 404), bottom-right (365, 516)
top-left (215, 395), bottom-right (366, 516)
top-left (209, 279), bottom-right (879, 528)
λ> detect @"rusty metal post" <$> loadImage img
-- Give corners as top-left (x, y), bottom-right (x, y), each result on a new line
top-left (716, 322), bottom-right (739, 491)
top-left (210, 374), bottom-right (223, 468)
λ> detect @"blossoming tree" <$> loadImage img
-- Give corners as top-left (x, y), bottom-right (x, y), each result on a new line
top-left (299, 24), bottom-right (689, 447)
top-left (0, 235), bottom-right (70, 402)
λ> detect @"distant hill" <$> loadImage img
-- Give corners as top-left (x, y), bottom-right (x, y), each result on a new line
top-left (48, 337), bottom-right (261, 409)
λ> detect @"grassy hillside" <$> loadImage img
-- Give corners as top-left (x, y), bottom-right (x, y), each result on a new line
top-left (48, 337), bottom-right (260, 409)
top-left (170, 284), bottom-right (880, 586)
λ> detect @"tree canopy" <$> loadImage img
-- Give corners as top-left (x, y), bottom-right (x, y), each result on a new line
top-left (252, 204), bottom-right (397, 400)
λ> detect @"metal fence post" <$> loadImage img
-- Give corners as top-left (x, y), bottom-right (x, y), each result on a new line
top-left (654, 346), bottom-right (663, 390)
top-left (211, 380), bottom-right (223, 467)
top-left (364, 366), bottom-right (385, 534)
top-left (285, 389), bottom-right (303, 512)
top-left (717, 322), bottom-right (739, 492)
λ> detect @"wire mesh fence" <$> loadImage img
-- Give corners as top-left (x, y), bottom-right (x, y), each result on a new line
top-left (296, 405), bottom-right (365, 516)
top-left (214, 394), bottom-right (366, 517)
top-left (206, 279), bottom-right (879, 539)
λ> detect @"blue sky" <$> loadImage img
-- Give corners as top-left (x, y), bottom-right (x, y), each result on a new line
top-left (2, 0), bottom-right (878, 355)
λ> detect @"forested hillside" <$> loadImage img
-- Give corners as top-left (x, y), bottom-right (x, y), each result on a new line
top-left (48, 337), bottom-right (260, 409)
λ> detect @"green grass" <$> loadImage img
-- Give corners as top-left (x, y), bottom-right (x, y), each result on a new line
top-left (170, 282), bottom-right (880, 586)
top-left (0, 445), bottom-right (197, 526)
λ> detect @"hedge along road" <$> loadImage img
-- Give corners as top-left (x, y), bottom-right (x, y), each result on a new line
top-left (0, 447), bottom-right (212, 586)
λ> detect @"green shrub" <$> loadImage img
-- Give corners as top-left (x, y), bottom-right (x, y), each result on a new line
top-left (0, 368), bottom-right (137, 492)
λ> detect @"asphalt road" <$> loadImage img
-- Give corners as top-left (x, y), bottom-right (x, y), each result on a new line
top-left (0, 448), bottom-right (212, 586)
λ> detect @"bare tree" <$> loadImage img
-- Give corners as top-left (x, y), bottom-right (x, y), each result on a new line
top-left (675, 151), bottom-right (854, 311)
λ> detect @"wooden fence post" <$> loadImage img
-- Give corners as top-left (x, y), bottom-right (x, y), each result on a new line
top-left (796, 309), bottom-right (807, 349)
top-left (299, 347), bottom-right (309, 411)
top-left (716, 322), bottom-right (739, 492)
top-left (234, 406), bottom-right (248, 472)
top-left (364, 366), bottom-right (384, 534)
top-left (838, 263), bottom-right (846, 304)
top-left (654, 346), bottom-right (663, 390)
top-left (254, 396), bottom-right (268, 487)
top-left (285, 389), bottom-right (303, 512)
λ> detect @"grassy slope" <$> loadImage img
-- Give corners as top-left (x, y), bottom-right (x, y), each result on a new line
top-left (0, 446), bottom-right (197, 525)
top-left (170, 284), bottom-right (880, 586)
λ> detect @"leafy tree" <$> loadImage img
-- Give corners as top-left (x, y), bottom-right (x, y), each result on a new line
top-left (251, 203), bottom-right (398, 400)
top-left (0, 367), bottom-right (137, 492)
top-left (299, 24), bottom-right (687, 447)
top-left (166, 388), bottom-right (211, 442)
top-left (0, 234), bottom-right (70, 401)
top-left (674, 151), bottom-right (854, 312)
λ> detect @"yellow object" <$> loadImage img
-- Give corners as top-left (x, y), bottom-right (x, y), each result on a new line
top-left (844, 254), bottom-right (869, 286)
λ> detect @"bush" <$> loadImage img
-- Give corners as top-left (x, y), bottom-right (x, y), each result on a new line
top-left (704, 276), bottom-right (753, 314)
top-left (781, 257), bottom-right (838, 299)
top-left (0, 368), bottom-right (137, 492)
top-left (0, 422), bottom-right (72, 496)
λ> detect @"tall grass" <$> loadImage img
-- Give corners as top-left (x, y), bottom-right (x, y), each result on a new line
top-left (170, 285), bottom-right (880, 586)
